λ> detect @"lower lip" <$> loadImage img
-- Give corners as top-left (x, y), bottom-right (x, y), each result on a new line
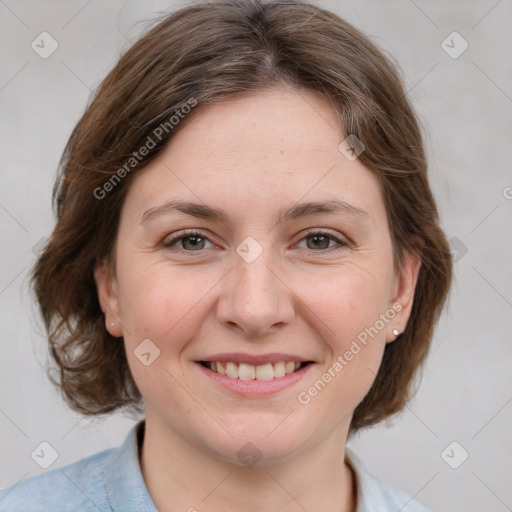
top-left (195, 362), bottom-right (314, 396)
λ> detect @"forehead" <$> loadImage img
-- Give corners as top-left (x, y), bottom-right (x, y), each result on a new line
top-left (122, 88), bottom-right (385, 225)
top-left (170, 88), bottom-right (344, 163)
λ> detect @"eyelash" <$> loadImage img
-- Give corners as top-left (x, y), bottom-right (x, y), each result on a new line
top-left (162, 229), bottom-right (349, 254)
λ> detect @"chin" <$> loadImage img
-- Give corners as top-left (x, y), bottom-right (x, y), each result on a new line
top-left (214, 436), bottom-right (306, 468)
top-left (195, 415), bottom-right (314, 467)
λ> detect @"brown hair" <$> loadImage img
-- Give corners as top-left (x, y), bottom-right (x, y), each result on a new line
top-left (31, 0), bottom-right (452, 431)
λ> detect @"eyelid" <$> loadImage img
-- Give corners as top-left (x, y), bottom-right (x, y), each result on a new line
top-left (294, 228), bottom-right (350, 250)
top-left (162, 229), bottom-right (215, 248)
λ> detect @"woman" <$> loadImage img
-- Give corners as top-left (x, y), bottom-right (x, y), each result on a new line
top-left (0, 0), bottom-right (452, 510)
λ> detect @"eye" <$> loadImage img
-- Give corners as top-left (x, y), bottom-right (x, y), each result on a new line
top-left (163, 230), bottom-right (214, 252)
top-left (296, 230), bottom-right (348, 252)
top-left (162, 229), bottom-right (349, 254)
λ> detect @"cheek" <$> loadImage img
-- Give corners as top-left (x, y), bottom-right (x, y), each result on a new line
top-left (116, 259), bottom-right (212, 340)
top-left (293, 259), bottom-right (392, 403)
top-left (298, 258), bottom-right (393, 341)
top-left (116, 262), bottom-right (209, 404)
top-left (115, 260), bottom-right (225, 395)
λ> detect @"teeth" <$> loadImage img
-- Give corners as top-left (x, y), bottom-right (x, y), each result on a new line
top-left (206, 361), bottom-right (306, 380)
top-left (226, 362), bottom-right (238, 379)
top-left (238, 363), bottom-right (256, 380)
top-left (255, 363), bottom-right (274, 380)
top-left (256, 363), bottom-right (274, 380)
top-left (285, 361), bottom-right (295, 374)
top-left (273, 361), bottom-right (286, 378)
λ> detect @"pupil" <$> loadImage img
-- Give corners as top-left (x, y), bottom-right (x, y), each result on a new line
top-left (183, 236), bottom-right (204, 250)
top-left (308, 235), bottom-right (329, 250)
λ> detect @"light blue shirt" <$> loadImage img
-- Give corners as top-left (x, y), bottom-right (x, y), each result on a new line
top-left (0, 420), bottom-right (430, 511)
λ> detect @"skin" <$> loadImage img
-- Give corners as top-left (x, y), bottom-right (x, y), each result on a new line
top-left (95, 87), bottom-right (421, 512)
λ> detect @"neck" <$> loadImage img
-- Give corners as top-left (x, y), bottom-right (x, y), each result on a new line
top-left (138, 412), bottom-right (357, 512)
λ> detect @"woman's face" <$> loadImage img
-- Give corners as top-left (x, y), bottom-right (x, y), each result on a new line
top-left (95, 87), bottom-right (419, 464)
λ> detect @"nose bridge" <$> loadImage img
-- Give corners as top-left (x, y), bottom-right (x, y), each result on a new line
top-left (217, 243), bottom-right (294, 336)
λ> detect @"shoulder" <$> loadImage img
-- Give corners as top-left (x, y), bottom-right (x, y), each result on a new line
top-left (0, 446), bottom-right (117, 512)
top-left (346, 448), bottom-right (431, 512)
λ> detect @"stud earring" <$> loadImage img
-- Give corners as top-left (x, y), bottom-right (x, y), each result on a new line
top-left (111, 322), bottom-right (115, 327)
top-left (393, 329), bottom-right (400, 336)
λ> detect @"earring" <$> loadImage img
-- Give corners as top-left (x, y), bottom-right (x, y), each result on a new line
top-left (393, 329), bottom-right (400, 336)
top-left (111, 322), bottom-right (115, 327)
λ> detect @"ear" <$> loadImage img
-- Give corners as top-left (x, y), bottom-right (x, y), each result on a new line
top-left (386, 245), bottom-right (422, 343)
top-left (94, 259), bottom-right (123, 338)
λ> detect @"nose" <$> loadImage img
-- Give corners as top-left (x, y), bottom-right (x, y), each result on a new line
top-left (216, 250), bottom-right (295, 338)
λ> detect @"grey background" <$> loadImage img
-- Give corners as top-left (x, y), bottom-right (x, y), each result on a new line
top-left (1, 1), bottom-right (511, 511)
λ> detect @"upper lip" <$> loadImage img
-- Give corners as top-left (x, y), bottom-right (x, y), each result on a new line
top-left (197, 352), bottom-right (314, 366)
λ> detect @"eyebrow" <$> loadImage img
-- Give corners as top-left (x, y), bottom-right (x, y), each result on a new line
top-left (139, 198), bottom-right (368, 227)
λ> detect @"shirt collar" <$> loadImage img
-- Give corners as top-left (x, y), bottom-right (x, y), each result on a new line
top-left (346, 446), bottom-right (396, 512)
top-left (104, 421), bottom-right (377, 511)
top-left (104, 420), bottom-right (159, 512)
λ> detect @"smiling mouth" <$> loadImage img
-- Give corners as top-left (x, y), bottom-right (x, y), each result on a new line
top-left (199, 361), bottom-right (313, 380)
